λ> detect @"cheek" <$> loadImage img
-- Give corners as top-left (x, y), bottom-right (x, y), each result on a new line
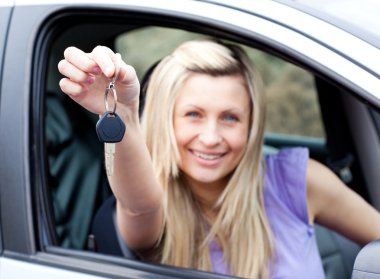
top-left (174, 122), bottom-right (198, 170)
top-left (232, 136), bottom-right (248, 154)
top-left (174, 120), bottom-right (192, 148)
top-left (228, 128), bottom-right (249, 155)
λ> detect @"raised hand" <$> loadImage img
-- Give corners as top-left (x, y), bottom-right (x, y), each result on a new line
top-left (58, 45), bottom-right (140, 116)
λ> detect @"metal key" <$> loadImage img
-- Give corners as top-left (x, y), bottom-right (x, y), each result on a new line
top-left (104, 141), bottom-right (116, 177)
top-left (96, 112), bottom-right (126, 175)
top-left (96, 59), bottom-right (125, 176)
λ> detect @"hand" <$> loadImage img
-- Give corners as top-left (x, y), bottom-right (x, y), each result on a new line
top-left (58, 46), bottom-right (140, 116)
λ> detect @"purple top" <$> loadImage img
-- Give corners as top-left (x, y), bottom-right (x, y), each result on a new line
top-left (211, 148), bottom-right (325, 279)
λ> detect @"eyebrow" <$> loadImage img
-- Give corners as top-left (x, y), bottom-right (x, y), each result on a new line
top-left (178, 104), bottom-right (203, 111)
top-left (222, 108), bottom-right (246, 114)
top-left (181, 104), bottom-right (246, 115)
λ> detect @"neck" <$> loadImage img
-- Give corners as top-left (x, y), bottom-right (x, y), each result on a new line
top-left (184, 176), bottom-right (229, 221)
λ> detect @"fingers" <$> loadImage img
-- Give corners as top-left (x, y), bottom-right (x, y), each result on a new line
top-left (58, 59), bottom-right (95, 84)
top-left (59, 77), bottom-right (88, 96)
top-left (119, 63), bottom-right (139, 85)
top-left (58, 46), bottom-right (100, 96)
top-left (58, 45), bottom-right (115, 95)
top-left (58, 45), bottom-right (140, 111)
top-left (63, 46), bottom-right (100, 74)
top-left (90, 46), bottom-right (120, 79)
top-left (89, 47), bottom-right (140, 91)
top-left (60, 45), bottom-right (136, 84)
top-left (60, 45), bottom-right (117, 82)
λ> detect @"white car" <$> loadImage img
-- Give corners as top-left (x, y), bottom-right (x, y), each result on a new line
top-left (0, 0), bottom-right (379, 278)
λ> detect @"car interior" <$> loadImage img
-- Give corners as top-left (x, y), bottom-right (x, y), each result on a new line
top-left (36, 9), bottom-right (380, 278)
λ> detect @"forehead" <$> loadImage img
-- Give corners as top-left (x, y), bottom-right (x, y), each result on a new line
top-left (175, 73), bottom-right (250, 109)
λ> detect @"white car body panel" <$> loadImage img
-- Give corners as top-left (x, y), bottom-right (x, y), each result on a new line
top-left (12, 0), bottom-right (380, 100)
top-left (0, 258), bottom-right (106, 279)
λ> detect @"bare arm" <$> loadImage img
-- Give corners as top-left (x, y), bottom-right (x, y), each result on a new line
top-left (307, 159), bottom-right (380, 245)
top-left (58, 46), bottom-right (163, 250)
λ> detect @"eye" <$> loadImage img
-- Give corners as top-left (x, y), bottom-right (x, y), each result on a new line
top-left (186, 111), bottom-right (200, 118)
top-left (223, 114), bottom-right (239, 122)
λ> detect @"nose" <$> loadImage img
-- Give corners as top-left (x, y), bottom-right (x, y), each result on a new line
top-left (198, 122), bottom-right (222, 146)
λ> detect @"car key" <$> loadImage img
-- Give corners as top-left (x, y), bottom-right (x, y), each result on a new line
top-left (96, 112), bottom-right (126, 143)
top-left (96, 59), bottom-right (125, 176)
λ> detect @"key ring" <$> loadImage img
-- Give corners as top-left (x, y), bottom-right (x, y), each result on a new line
top-left (104, 60), bottom-right (121, 114)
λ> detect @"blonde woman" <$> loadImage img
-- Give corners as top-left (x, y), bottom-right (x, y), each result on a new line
top-left (58, 39), bottom-right (380, 278)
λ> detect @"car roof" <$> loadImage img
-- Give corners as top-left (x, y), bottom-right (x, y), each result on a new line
top-left (201, 0), bottom-right (379, 49)
top-left (10, 0), bottom-right (379, 98)
top-left (10, 0), bottom-right (380, 49)
top-left (274, 0), bottom-right (380, 49)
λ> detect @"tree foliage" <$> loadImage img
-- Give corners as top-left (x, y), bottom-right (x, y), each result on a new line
top-left (116, 27), bottom-right (325, 139)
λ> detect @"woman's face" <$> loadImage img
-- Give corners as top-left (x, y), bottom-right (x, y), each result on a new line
top-left (174, 73), bottom-right (251, 189)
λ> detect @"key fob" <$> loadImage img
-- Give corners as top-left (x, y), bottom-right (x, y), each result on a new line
top-left (96, 112), bottom-right (126, 143)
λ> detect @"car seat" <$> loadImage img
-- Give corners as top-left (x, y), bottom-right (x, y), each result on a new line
top-left (351, 239), bottom-right (380, 278)
top-left (90, 194), bottom-right (136, 258)
top-left (315, 224), bottom-right (360, 278)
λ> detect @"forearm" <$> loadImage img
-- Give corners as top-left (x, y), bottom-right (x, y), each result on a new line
top-left (308, 159), bottom-right (380, 246)
top-left (108, 105), bottom-right (163, 216)
top-left (58, 45), bottom-right (163, 248)
top-left (105, 106), bottom-right (164, 249)
top-left (317, 188), bottom-right (380, 246)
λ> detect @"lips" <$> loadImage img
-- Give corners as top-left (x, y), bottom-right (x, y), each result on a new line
top-left (192, 150), bottom-right (225, 160)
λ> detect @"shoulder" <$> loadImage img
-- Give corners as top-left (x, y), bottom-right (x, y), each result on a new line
top-left (265, 147), bottom-right (309, 181)
top-left (265, 147), bottom-right (310, 223)
top-left (266, 147), bottom-right (308, 162)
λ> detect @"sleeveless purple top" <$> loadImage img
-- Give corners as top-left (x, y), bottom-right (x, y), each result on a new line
top-left (211, 148), bottom-right (325, 279)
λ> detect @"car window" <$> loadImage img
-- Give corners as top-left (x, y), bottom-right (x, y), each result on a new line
top-left (115, 27), bottom-right (203, 79)
top-left (116, 27), bottom-right (326, 141)
top-left (46, 24), bottom-right (327, 253)
top-left (42, 14), bottom-right (341, 279)
top-left (262, 58), bottom-right (325, 139)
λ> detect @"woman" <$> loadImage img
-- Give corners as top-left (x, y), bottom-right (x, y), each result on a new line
top-left (58, 39), bottom-right (380, 278)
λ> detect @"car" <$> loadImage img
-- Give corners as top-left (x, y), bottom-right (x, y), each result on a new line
top-left (0, 0), bottom-right (379, 278)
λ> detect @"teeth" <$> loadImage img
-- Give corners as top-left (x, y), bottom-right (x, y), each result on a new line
top-left (193, 151), bottom-right (222, 160)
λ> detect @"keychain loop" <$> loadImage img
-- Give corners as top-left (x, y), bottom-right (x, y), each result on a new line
top-left (104, 59), bottom-right (121, 114)
top-left (104, 83), bottom-right (117, 114)
top-left (112, 60), bottom-right (121, 84)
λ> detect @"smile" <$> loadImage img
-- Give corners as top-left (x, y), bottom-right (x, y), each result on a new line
top-left (192, 150), bottom-right (225, 160)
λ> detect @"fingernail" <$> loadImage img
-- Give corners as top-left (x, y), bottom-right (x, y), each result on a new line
top-left (92, 66), bottom-right (101, 75)
top-left (87, 75), bottom-right (95, 84)
top-left (105, 67), bottom-right (113, 77)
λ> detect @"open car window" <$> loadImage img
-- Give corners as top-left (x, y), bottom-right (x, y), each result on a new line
top-left (46, 24), bottom-right (328, 252)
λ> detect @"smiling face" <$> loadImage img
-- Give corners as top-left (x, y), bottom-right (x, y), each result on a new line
top-left (174, 73), bottom-right (251, 191)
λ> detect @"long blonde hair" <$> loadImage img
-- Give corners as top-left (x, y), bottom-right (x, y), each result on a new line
top-left (141, 39), bottom-right (273, 278)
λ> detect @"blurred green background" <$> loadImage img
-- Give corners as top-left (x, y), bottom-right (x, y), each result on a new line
top-left (116, 27), bottom-right (325, 139)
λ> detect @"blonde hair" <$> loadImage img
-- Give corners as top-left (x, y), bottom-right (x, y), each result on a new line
top-left (141, 39), bottom-right (273, 278)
